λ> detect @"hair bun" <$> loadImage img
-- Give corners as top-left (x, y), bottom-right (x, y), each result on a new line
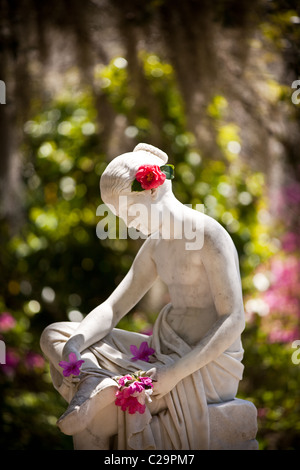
top-left (133, 143), bottom-right (168, 164)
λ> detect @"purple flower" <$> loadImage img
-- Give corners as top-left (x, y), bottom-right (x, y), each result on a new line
top-left (0, 312), bottom-right (16, 332)
top-left (59, 352), bottom-right (85, 377)
top-left (130, 341), bottom-right (155, 362)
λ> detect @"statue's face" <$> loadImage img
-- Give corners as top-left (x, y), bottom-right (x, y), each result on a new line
top-left (117, 192), bottom-right (162, 236)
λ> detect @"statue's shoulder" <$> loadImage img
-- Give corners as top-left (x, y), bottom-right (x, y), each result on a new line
top-left (203, 213), bottom-right (235, 252)
top-left (137, 233), bottom-right (158, 257)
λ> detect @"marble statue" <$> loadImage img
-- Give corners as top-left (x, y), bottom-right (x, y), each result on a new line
top-left (40, 143), bottom-right (258, 450)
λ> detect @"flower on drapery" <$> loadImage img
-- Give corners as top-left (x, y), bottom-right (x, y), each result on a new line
top-left (114, 372), bottom-right (154, 414)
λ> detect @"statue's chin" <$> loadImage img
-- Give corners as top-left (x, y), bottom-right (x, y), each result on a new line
top-left (135, 227), bottom-right (151, 236)
top-left (128, 222), bottom-right (151, 236)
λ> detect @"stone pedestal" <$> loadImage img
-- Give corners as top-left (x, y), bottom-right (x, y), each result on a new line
top-left (209, 398), bottom-right (259, 450)
top-left (73, 398), bottom-right (258, 450)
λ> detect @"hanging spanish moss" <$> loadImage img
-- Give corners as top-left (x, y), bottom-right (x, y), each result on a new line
top-left (0, 0), bottom-right (299, 228)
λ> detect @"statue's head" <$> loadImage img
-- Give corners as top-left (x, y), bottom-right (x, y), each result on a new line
top-left (100, 143), bottom-right (174, 234)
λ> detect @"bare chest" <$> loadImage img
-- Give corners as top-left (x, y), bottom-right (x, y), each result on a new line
top-left (152, 239), bottom-right (208, 287)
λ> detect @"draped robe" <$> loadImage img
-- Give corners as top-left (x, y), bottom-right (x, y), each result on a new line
top-left (43, 303), bottom-right (244, 450)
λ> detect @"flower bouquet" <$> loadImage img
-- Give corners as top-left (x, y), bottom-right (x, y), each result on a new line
top-left (113, 371), bottom-right (154, 415)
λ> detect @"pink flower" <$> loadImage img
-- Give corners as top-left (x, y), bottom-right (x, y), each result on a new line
top-left (0, 312), bottom-right (16, 332)
top-left (128, 398), bottom-right (146, 414)
top-left (130, 341), bottom-right (155, 362)
top-left (268, 328), bottom-right (299, 344)
top-left (139, 376), bottom-right (153, 388)
top-left (135, 165), bottom-right (166, 190)
top-left (5, 350), bottom-right (20, 367)
top-left (115, 391), bottom-right (146, 414)
top-left (271, 257), bottom-right (299, 287)
top-left (140, 327), bottom-right (153, 336)
top-left (1, 349), bottom-right (20, 377)
top-left (257, 408), bottom-right (268, 419)
top-left (59, 352), bottom-right (85, 377)
top-left (114, 373), bottom-right (153, 414)
top-left (25, 352), bottom-right (45, 370)
top-left (282, 232), bottom-right (300, 252)
top-left (283, 182), bottom-right (300, 205)
top-left (119, 381), bottom-right (144, 400)
top-left (118, 374), bottom-right (133, 386)
top-left (128, 381), bottom-right (145, 395)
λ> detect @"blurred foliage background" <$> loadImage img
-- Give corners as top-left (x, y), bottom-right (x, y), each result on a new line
top-left (0, 0), bottom-right (300, 450)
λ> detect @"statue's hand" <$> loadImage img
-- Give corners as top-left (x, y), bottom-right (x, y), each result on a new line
top-left (147, 365), bottom-right (179, 400)
top-left (59, 342), bottom-right (84, 384)
top-left (62, 341), bottom-right (82, 363)
top-left (62, 334), bottom-right (85, 363)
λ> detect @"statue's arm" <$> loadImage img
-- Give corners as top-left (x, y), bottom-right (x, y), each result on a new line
top-left (62, 238), bottom-right (158, 360)
top-left (171, 220), bottom-right (245, 381)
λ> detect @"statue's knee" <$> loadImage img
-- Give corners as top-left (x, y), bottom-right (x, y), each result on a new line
top-left (40, 322), bottom-right (62, 355)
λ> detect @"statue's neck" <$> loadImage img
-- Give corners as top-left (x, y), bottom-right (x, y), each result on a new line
top-left (157, 193), bottom-right (192, 240)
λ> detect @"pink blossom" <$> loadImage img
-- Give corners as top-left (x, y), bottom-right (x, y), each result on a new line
top-left (0, 312), bottom-right (16, 332)
top-left (1, 349), bottom-right (20, 377)
top-left (282, 232), bottom-right (300, 252)
top-left (263, 290), bottom-right (299, 314)
top-left (283, 182), bottom-right (300, 205)
top-left (257, 408), bottom-right (268, 419)
top-left (6, 350), bottom-right (19, 367)
top-left (140, 328), bottom-right (153, 336)
top-left (25, 351), bottom-right (45, 370)
top-left (262, 256), bottom-right (300, 314)
top-left (115, 392), bottom-right (146, 414)
top-left (128, 399), bottom-right (146, 414)
top-left (135, 165), bottom-right (166, 191)
top-left (114, 374), bottom-right (153, 414)
top-left (118, 374), bottom-right (133, 387)
top-left (271, 257), bottom-right (299, 287)
top-left (139, 376), bottom-right (153, 388)
top-left (130, 341), bottom-right (155, 362)
top-left (122, 381), bottom-right (145, 398)
top-left (268, 328), bottom-right (299, 343)
top-left (59, 352), bottom-right (85, 377)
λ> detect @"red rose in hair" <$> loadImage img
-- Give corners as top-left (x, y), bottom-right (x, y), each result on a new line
top-left (135, 165), bottom-right (166, 190)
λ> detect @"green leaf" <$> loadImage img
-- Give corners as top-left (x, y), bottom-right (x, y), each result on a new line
top-left (160, 164), bottom-right (175, 180)
top-left (131, 179), bottom-right (144, 192)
